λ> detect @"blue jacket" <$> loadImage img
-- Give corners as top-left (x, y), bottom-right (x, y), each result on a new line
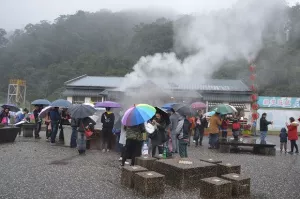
top-left (279, 128), bottom-right (288, 142)
top-left (49, 110), bottom-right (61, 122)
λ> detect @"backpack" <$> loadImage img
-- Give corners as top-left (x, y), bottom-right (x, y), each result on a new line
top-left (232, 122), bottom-right (240, 131)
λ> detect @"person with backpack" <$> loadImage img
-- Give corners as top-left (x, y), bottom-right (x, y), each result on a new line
top-left (176, 115), bottom-right (191, 158)
top-left (101, 107), bottom-right (115, 152)
top-left (232, 119), bottom-right (241, 140)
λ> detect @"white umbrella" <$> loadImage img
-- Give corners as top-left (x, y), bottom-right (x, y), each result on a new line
top-left (39, 106), bottom-right (53, 118)
top-left (228, 105), bottom-right (238, 112)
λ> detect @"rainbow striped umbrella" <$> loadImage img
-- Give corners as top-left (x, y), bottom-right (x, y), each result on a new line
top-left (122, 104), bottom-right (156, 126)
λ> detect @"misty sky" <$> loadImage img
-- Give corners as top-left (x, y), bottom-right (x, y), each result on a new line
top-left (1, 0), bottom-right (299, 30)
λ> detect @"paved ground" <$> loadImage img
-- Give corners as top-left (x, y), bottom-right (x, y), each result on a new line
top-left (0, 134), bottom-right (300, 199)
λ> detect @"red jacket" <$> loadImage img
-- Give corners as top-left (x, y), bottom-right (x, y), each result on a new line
top-left (287, 123), bottom-right (298, 141)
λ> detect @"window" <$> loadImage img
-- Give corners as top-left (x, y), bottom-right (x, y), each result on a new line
top-left (72, 96), bottom-right (85, 104)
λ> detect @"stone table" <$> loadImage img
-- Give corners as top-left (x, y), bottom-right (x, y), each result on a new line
top-left (153, 158), bottom-right (217, 190)
top-left (0, 127), bottom-right (20, 143)
top-left (200, 177), bottom-right (232, 199)
top-left (121, 165), bottom-right (148, 188)
top-left (217, 163), bottom-right (241, 177)
top-left (221, 173), bottom-right (250, 197)
top-left (200, 158), bottom-right (222, 164)
top-left (134, 171), bottom-right (165, 197)
top-left (135, 156), bottom-right (157, 170)
top-left (22, 123), bottom-right (36, 137)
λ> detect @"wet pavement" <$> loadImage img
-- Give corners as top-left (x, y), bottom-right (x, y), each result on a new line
top-left (0, 134), bottom-right (299, 199)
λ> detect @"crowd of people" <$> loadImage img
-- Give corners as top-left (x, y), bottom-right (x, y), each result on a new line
top-left (1, 105), bottom-right (299, 161)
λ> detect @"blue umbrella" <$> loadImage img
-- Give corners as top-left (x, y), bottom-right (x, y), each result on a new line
top-left (161, 103), bottom-right (179, 111)
top-left (31, 99), bottom-right (51, 106)
top-left (50, 99), bottom-right (72, 108)
top-left (204, 111), bottom-right (216, 117)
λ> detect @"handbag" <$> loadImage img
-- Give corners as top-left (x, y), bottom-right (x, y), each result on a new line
top-left (81, 123), bottom-right (93, 137)
top-left (145, 122), bottom-right (155, 134)
top-left (1, 117), bottom-right (7, 124)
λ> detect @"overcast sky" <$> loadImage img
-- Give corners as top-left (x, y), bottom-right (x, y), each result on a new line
top-left (1, 0), bottom-right (299, 30)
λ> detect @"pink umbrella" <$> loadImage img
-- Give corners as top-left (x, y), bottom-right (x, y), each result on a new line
top-left (191, 102), bottom-right (207, 110)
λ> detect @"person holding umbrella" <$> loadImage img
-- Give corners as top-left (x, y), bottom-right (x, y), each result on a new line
top-left (169, 108), bottom-right (179, 153)
top-left (68, 104), bottom-right (96, 154)
top-left (121, 104), bottom-right (156, 166)
top-left (101, 107), bottom-right (115, 152)
top-left (49, 107), bottom-right (61, 145)
top-left (175, 114), bottom-right (191, 158)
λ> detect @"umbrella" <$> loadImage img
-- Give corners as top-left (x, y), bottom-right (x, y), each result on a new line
top-left (155, 107), bottom-right (170, 126)
top-left (228, 105), bottom-right (238, 112)
top-left (161, 103), bottom-right (179, 111)
top-left (95, 101), bottom-right (121, 108)
top-left (191, 102), bottom-right (207, 110)
top-left (68, 104), bottom-right (97, 119)
top-left (1, 104), bottom-right (20, 112)
top-left (50, 99), bottom-right (72, 108)
top-left (204, 111), bottom-right (216, 117)
top-left (212, 104), bottom-right (236, 114)
top-left (83, 102), bottom-right (95, 107)
top-left (122, 104), bottom-right (156, 126)
top-left (172, 104), bottom-right (197, 116)
top-left (39, 106), bottom-right (53, 118)
top-left (31, 99), bottom-right (51, 106)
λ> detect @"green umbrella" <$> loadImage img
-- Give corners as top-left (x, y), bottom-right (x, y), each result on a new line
top-left (213, 104), bottom-right (236, 114)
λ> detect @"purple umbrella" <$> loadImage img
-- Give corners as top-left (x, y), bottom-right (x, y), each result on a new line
top-left (94, 101), bottom-right (121, 108)
top-left (1, 104), bottom-right (20, 112)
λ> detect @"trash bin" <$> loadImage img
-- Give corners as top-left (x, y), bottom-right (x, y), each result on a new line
top-left (63, 125), bottom-right (72, 147)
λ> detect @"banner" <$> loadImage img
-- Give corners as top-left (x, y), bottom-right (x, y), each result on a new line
top-left (258, 96), bottom-right (300, 109)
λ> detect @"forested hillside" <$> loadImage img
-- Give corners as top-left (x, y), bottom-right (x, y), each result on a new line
top-left (1, 4), bottom-right (300, 102)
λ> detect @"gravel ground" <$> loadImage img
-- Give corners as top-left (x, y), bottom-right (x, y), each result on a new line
top-left (0, 134), bottom-right (299, 199)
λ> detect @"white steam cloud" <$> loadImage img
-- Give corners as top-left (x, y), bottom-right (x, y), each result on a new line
top-left (121, 0), bottom-right (287, 90)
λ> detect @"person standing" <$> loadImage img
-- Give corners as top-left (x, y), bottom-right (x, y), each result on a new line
top-left (121, 124), bottom-right (144, 166)
top-left (149, 113), bottom-right (167, 157)
top-left (188, 116), bottom-right (196, 146)
top-left (221, 116), bottom-right (229, 138)
top-left (33, 105), bottom-right (42, 139)
top-left (45, 111), bottom-right (51, 141)
top-left (77, 117), bottom-right (96, 155)
top-left (286, 117), bottom-right (299, 154)
top-left (70, 117), bottom-right (78, 148)
top-left (50, 107), bottom-right (61, 145)
top-left (15, 108), bottom-right (29, 123)
top-left (176, 115), bottom-right (191, 158)
top-left (259, 113), bottom-right (272, 144)
top-left (279, 127), bottom-right (288, 153)
top-left (169, 108), bottom-right (179, 153)
top-left (208, 112), bottom-right (222, 149)
top-left (101, 107), bottom-right (115, 152)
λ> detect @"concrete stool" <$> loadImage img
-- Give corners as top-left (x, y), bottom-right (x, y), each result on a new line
top-left (134, 171), bottom-right (165, 197)
top-left (121, 165), bottom-right (148, 188)
top-left (217, 163), bottom-right (241, 177)
top-left (135, 156), bottom-right (157, 170)
top-left (221, 173), bottom-right (250, 197)
top-left (219, 144), bottom-right (230, 153)
top-left (200, 177), bottom-right (232, 199)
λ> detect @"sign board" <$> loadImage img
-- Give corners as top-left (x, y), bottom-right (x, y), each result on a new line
top-left (258, 96), bottom-right (300, 109)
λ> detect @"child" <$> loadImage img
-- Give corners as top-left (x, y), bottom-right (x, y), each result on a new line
top-left (279, 127), bottom-right (288, 152)
top-left (232, 119), bottom-right (241, 141)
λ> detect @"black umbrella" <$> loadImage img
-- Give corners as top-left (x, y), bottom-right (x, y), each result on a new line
top-left (31, 99), bottom-right (51, 106)
top-left (68, 104), bottom-right (96, 119)
top-left (1, 104), bottom-right (20, 112)
top-left (155, 107), bottom-right (170, 126)
top-left (172, 104), bottom-right (197, 116)
top-left (50, 99), bottom-right (72, 108)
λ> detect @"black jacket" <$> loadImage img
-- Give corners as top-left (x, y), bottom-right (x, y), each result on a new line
top-left (260, 117), bottom-right (272, 131)
top-left (101, 112), bottom-right (115, 129)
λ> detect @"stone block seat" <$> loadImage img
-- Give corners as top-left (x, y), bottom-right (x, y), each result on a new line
top-left (153, 158), bottom-right (217, 190)
top-left (135, 156), bottom-right (157, 170)
top-left (22, 123), bottom-right (36, 137)
top-left (134, 171), bottom-right (165, 197)
top-left (221, 173), bottom-right (251, 197)
top-left (121, 165), bottom-right (148, 188)
top-left (0, 127), bottom-right (20, 143)
top-left (217, 163), bottom-right (241, 177)
top-left (200, 177), bottom-right (232, 199)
